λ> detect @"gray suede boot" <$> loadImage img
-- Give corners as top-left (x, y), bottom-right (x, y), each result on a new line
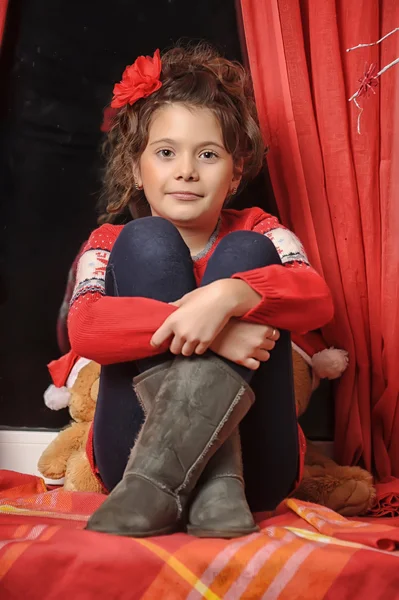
top-left (187, 430), bottom-right (259, 538)
top-left (135, 362), bottom-right (258, 539)
top-left (86, 355), bottom-right (254, 537)
top-left (133, 361), bottom-right (173, 414)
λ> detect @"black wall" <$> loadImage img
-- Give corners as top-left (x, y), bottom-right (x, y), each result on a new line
top-left (0, 0), bottom-right (276, 428)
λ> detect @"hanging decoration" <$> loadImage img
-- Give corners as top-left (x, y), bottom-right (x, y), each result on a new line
top-left (347, 27), bottom-right (399, 133)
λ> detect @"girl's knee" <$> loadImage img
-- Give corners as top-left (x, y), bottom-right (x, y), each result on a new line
top-left (120, 216), bottom-right (179, 240)
top-left (215, 230), bottom-right (281, 268)
top-left (112, 217), bottom-right (186, 260)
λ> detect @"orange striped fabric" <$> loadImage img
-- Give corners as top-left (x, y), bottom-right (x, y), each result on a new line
top-left (1, 471), bottom-right (399, 599)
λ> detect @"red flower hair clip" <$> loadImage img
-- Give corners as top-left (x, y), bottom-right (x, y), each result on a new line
top-left (111, 49), bottom-right (162, 109)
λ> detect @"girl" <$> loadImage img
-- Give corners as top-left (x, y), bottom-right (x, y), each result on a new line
top-left (69, 44), bottom-right (334, 538)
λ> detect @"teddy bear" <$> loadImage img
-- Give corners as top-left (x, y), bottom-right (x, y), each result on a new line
top-left (290, 348), bottom-right (376, 516)
top-left (39, 340), bottom-right (376, 516)
top-left (37, 358), bottom-right (103, 493)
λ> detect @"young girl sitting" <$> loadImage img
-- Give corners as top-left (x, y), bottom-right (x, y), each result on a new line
top-left (68, 44), bottom-right (334, 539)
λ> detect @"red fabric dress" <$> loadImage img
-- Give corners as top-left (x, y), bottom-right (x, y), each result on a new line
top-left (62, 207), bottom-right (333, 490)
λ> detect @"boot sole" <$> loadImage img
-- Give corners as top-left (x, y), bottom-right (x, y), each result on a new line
top-left (186, 524), bottom-right (260, 539)
top-left (85, 523), bottom-right (182, 538)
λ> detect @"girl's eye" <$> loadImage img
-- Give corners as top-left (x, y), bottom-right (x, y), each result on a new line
top-left (200, 151), bottom-right (218, 160)
top-left (157, 149), bottom-right (174, 158)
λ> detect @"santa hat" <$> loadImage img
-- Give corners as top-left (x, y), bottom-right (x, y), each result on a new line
top-left (43, 350), bottom-right (91, 411)
top-left (291, 331), bottom-right (349, 384)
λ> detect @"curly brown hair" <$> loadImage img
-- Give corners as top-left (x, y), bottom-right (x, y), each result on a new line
top-left (101, 42), bottom-right (265, 221)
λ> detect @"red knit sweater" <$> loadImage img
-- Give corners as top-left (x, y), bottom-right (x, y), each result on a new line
top-left (68, 207), bottom-right (334, 365)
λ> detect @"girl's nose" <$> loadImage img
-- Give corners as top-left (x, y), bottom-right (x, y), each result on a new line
top-left (174, 154), bottom-right (199, 181)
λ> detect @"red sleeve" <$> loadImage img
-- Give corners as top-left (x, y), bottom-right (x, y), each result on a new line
top-left (233, 263), bottom-right (334, 332)
top-left (67, 224), bottom-right (176, 365)
top-left (69, 294), bottom-right (176, 364)
top-left (232, 217), bottom-right (334, 333)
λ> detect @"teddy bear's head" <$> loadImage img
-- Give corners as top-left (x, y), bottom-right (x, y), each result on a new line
top-left (44, 358), bottom-right (100, 422)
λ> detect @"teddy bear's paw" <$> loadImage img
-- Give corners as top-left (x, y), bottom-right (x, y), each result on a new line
top-left (327, 476), bottom-right (376, 517)
top-left (63, 451), bottom-right (103, 493)
top-left (295, 465), bottom-right (376, 517)
top-left (37, 455), bottom-right (67, 479)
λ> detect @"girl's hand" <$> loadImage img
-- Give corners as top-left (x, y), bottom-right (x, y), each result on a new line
top-left (150, 280), bottom-right (259, 356)
top-left (211, 319), bottom-right (280, 370)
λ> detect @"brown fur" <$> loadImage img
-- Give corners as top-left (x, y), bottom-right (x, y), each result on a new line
top-left (37, 361), bottom-right (102, 493)
top-left (291, 349), bottom-right (375, 516)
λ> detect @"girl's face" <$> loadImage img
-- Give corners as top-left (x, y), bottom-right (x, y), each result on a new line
top-left (135, 103), bottom-right (241, 229)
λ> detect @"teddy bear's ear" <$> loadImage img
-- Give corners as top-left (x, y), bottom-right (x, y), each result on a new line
top-left (44, 384), bottom-right (71, 410)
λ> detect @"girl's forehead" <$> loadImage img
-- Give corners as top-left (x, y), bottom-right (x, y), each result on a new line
top-left (148, 104), bottom-right (224, 142)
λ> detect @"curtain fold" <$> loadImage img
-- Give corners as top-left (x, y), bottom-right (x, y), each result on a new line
top-left (240, 0), bottom-right (399, 497)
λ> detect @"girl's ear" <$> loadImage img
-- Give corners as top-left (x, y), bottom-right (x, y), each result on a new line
top-left (231, 158), bottom-right (244, 192)
top-left (133, 161), bottom-right (143, 188)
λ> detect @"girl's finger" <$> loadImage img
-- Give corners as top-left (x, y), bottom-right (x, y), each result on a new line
top-left (260, 338), bottom-right (275, 351)
top-left (169, 335), bottom-right (185, 355)
top-left (151, 320), bottom-right (173, 347)
top-left (269, 327), bottom-right (280, 341)
top-left (181, 340), bottom-right (197, 356)
top-left (194, 342), bottom-right (209, 355)
top-left (243, 358), bottom-right (261, 370)
top-left (255, 349), bottom-right (270, 362)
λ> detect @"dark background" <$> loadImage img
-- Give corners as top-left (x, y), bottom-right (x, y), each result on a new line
top-left (0, 0), bottom-right (332, 439)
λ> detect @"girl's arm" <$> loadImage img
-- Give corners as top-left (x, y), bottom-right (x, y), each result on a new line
top-left (148, 219), bottom-right (333, 356)
top-left (232, 223), bottom-right (334, 332)
top-left (67, 224), bottom-right (176, 365)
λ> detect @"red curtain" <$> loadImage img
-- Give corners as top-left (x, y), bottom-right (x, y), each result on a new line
top-left (0, 0), bottom-right (8, 50)
top-left (240, 0), bottom-right (399, 490)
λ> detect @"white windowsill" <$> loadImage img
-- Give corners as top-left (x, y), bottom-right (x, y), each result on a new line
top-left (0, 429), bottom-right (64, 485)
top-left (0, 429), bottom-right (334, 487)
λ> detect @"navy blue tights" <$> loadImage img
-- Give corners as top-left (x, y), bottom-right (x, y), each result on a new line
top-left (93, 217), bottom-right (299, 512)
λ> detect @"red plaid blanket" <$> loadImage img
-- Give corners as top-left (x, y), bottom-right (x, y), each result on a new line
top-left (1, 470), bottom-right (399, 599)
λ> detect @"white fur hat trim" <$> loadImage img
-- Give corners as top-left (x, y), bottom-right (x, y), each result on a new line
top-left (44, 356), bottom-right (92, 410)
